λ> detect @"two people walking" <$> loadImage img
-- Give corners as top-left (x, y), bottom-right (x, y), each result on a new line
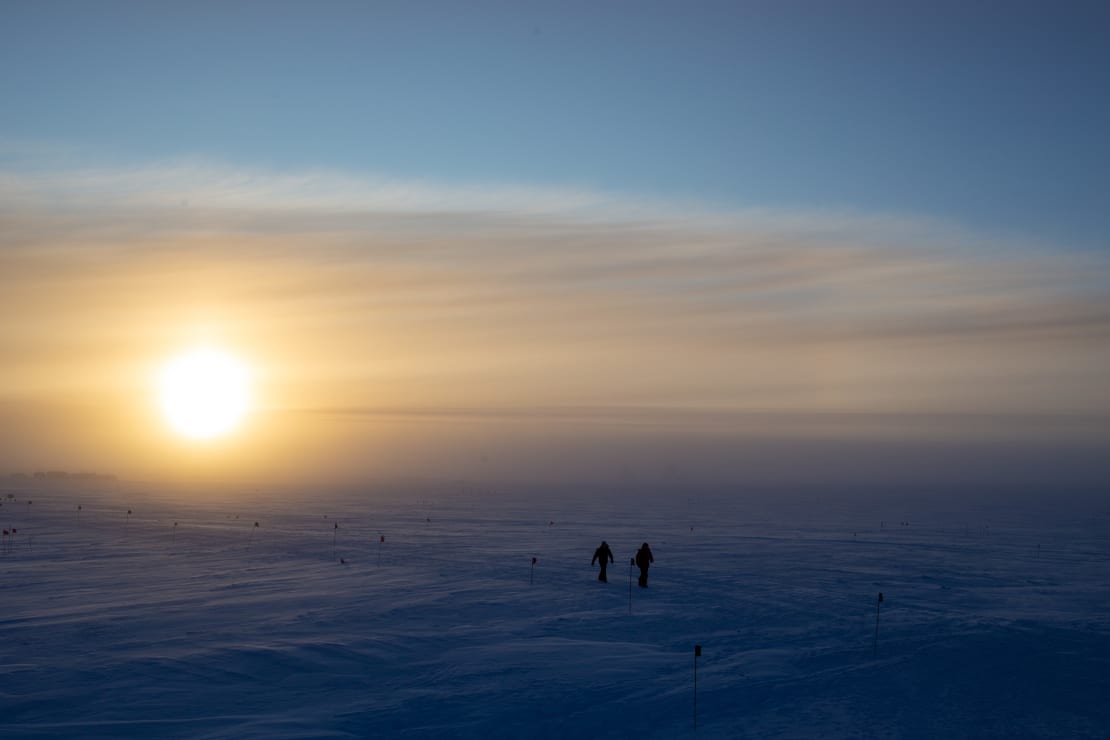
top-left (592, 541), bottom-right (654, 587)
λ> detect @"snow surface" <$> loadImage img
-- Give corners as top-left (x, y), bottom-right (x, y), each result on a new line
top-left (2, 482), bottom-right (1109, 739)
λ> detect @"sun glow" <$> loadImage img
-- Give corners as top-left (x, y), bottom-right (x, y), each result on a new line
top-left (158, 348), bottom-right (252, 440)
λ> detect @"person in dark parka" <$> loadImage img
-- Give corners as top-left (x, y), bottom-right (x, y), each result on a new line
top-left (635, 542), bottom-right (654, 587)
top-left (591, 541), bottom-right (614, 582)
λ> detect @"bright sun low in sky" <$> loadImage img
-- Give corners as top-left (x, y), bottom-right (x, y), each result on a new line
top-left (2, 4), bottom-right (1109, 487)
top-left (157, 348), bottom-right (252, 441)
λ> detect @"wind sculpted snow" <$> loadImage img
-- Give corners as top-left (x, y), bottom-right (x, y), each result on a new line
top-left (1, 483), bottom-right (1108, 738)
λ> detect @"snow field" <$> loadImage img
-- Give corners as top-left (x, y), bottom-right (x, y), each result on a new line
top-left (1, 483), bottom-right (1108, 738)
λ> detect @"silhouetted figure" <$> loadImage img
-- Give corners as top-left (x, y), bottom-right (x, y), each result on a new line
top-left (592, 541), bottom-right (614, 582)
top-left (635, 542), bottom-right (654, 587)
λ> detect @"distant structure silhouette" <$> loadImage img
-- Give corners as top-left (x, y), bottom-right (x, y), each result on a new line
top-left (591, 541), bottom-right (614, 582)
top-left (635, 542), bottom-right (654, 587)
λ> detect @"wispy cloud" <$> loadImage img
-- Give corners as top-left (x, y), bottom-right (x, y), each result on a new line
top-left (3, 159), bottom-right (1109, 429)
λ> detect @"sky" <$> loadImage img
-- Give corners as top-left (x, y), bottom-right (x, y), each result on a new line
top-left (2, 2), bottom-right (1109, 492)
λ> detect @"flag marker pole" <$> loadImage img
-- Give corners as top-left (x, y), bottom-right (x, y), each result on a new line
top-left (873, 592), bottom-right (884, 657)
top-left (628, 558), bottom-right (634, 615)
top-left (694, 644), bottom-right (702, 730)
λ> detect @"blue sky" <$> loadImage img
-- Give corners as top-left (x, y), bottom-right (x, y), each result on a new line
top-left (3, 1), bottom-right (1108, 247)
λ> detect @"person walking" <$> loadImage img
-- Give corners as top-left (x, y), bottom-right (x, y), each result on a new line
top-left (635, 542), bottom-right (654, 587)
top-left (591, 540), bottom-right (614, 582)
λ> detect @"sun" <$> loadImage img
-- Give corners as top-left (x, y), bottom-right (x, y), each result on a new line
top-left (158, 347), bottom-right (252, 440)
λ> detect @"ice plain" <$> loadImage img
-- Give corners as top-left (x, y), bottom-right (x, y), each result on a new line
top-left (2, 481), bottom-right (1108, 739)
